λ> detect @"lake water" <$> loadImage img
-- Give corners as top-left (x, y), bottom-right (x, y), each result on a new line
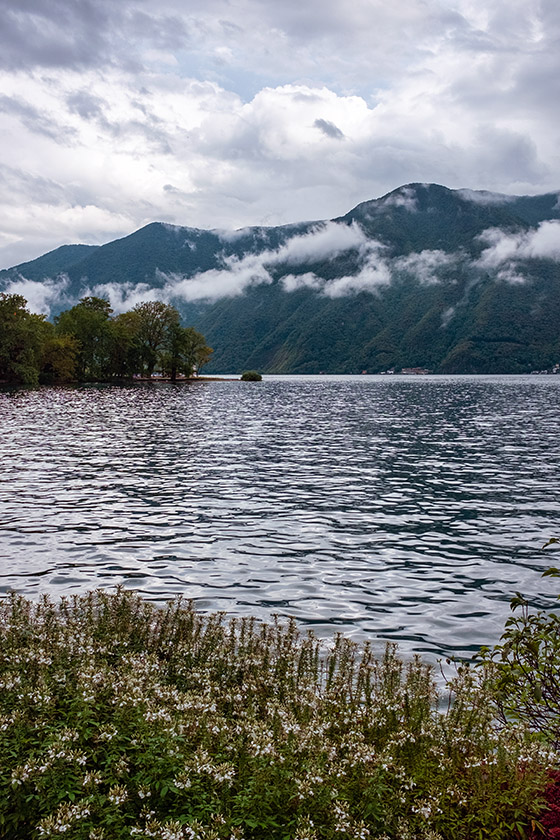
top-left (1, 374), bottom-right (559, 662)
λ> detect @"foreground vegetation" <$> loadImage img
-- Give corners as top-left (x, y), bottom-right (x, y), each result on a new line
top-left (0, 590), bottom-right (557, 840)
top-left (0, 293), bottom-right (212, 386)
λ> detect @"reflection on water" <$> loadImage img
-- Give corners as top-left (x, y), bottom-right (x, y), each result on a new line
top-left (1, 374), bottom-right (559, 661)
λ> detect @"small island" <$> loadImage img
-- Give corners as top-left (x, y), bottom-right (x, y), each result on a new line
top-left (240, 370), bottom-right (262, 381)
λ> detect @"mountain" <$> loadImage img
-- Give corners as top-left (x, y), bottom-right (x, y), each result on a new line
top-left (2, 183), bottom-right (560, 373)
top-left (4, 243), bottom-right (99, 282)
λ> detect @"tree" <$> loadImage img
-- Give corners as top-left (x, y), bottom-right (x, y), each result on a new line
top-left (0, 293), bottom-right (46, 386)
top-left (107, 312), bottom-right (142, 379)
top-left (161, 324), bottom-right (213, 380)
top-left (40, 330), bottom-right (79, 383)
top-left (188, 328), bottom-right (213, 375)
top-left (130, 301), bottom-right (180, 378)
top-left (55, 297), bottom-right (114, 380)
top-left (0, 294), bottom-right (212, 385)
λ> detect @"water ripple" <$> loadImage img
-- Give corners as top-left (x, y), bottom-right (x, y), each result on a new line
top-left (1, 375), bottom-right (560, 661)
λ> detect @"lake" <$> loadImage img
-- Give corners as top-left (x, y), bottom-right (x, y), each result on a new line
top-left (1, 374), bottom-right (559, 662)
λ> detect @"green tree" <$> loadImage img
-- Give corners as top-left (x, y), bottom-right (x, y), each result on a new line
top-left (162, 323), bottom-right (213, 380)
top-left (55, 296), bottom-right (114, 380)
top-left (106, 312), bottom-right (143, 379)
top-left (0, 293), bottom-right (46, 386)
top-left (0, 294), bottom-right (212, 385)
top-left (130, 301), bottom-right (180, 377)
top-left (40, 329), bottom-right (79, 383)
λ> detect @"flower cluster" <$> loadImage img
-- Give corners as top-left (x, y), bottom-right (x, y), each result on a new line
top-left (0, 589), bottom-right (554, 839)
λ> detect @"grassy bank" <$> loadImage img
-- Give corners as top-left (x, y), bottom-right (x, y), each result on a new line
top-left (0, 590), bottom-right (555, 839)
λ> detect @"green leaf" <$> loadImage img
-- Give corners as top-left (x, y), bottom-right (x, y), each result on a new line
top-left (510, 593), bottom-right (528, 610)
top-left (533, 684), bottom-right (543, 701)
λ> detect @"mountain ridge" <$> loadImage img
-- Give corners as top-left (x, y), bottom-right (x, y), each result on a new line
top-left (2, 183), bottom-right (560, 374)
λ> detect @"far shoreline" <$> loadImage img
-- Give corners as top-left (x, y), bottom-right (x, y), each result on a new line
top-left (132, 375), bottom-right (239, 382)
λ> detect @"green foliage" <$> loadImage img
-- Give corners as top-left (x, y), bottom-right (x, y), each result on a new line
top-left (40, 332), bottom-right (79, 383)
top-left (129, 301), bottom-right (180, 378)
top-left (0, 293), bottom-right (212, 385)
top-left (161, 323), bottom-right (213, 380)
top-left (0, 590), bottom-right (552, 840)
top-left (478, 549), bottom-right (560, 749)
top-left (240, 371), bottom-right (262, 381)
top-left (55, 297), bottom-right (115, 381)
top-left (2, 185), bottom-right (560, 374)
top-left (0, 293), bottom-right (47, 386)
top-left (106, 311), bottom-right (142, 379)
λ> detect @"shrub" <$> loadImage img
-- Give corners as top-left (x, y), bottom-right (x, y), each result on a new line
top-left (0, 590), bottom-right (553, 839)
top-left (240, 371), bottom-right (262, 381)
top-left (478, 548), bottom-right (560, 748)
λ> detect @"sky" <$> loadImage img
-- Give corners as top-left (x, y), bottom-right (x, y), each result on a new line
top-left (0, 0), bottom-right (559, 269)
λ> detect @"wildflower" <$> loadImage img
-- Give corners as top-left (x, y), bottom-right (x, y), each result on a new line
top-left (58, 728), bottom-right (79, 742)
top-left (11, 763), bottom-right (34, 785)
top-left (108, 784), bottom-right (128, 804)
top-left (96, 725), bottom-right (118, 742)
top-left (37, 802), bottom-right (91, 836)
top-left (115, 755), bottom-right (130, 775)
top-left (173, 771), bottom-right (192, 790)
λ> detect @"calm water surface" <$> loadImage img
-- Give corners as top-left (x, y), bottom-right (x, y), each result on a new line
top-left (1, 374), bottom-right (559, 661)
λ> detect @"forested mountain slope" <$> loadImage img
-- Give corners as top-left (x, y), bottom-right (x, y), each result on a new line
top-left (2, 183), bottom-right (560, 373)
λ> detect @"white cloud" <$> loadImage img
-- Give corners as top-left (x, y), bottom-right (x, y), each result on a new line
top-left (0, 0), bottom-right (560, 268)
top-left (394, 249), bottom-right (458, 283)
top-left (456, 189), bottom-right (516, 205)
top-left (477, 229), bottom-right (519, 268)
top-left (216, 227), bottom-right (260, 243)
top-left (79, 221), bottom-right (388, 307)
top-left (270, 222), bottom-right (367, 264)
top-left (477, 220), bottom-right (560, 268)
top-left (4, 273), bottom-right (71, 314)
top-left (495, 266), bottom-right (526, 284)
top-left (162, 252), bottom-right (273, 303)
top-left (522, 220), bottom-right (560, 259)
top-left (323, 252), bottom-right (392, 297)
top-left (149, 222), bottom-right (368, 303)
top-left (281, 272), bottom-right (323, 292)
top-left (441, 306), bottom-right (455, 328)
top-left (90, 282), bottom-right (163, 312)
top-left (380, 185), bottom-right (419, 212)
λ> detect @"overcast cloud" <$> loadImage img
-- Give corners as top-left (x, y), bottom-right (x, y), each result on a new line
top-left (0, 0), bottom-right (559, 268)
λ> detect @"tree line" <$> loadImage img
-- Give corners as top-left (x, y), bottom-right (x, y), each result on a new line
top-left (0, 294), bottom-right (212, 386)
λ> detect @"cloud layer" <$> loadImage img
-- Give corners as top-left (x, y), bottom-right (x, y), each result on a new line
top-left (7, 205), bottom-right (560, 317)
top-left (13, 208), bottom-right (560, 318)
top-left (1, 0), bottom-right (560, 267)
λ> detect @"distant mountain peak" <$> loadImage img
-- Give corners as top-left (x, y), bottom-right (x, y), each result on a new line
top-left (2, 182), bottom-right (560, 377)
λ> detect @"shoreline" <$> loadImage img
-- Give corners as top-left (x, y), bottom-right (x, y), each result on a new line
top-left (132, 375), bottom-right (239, 382)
